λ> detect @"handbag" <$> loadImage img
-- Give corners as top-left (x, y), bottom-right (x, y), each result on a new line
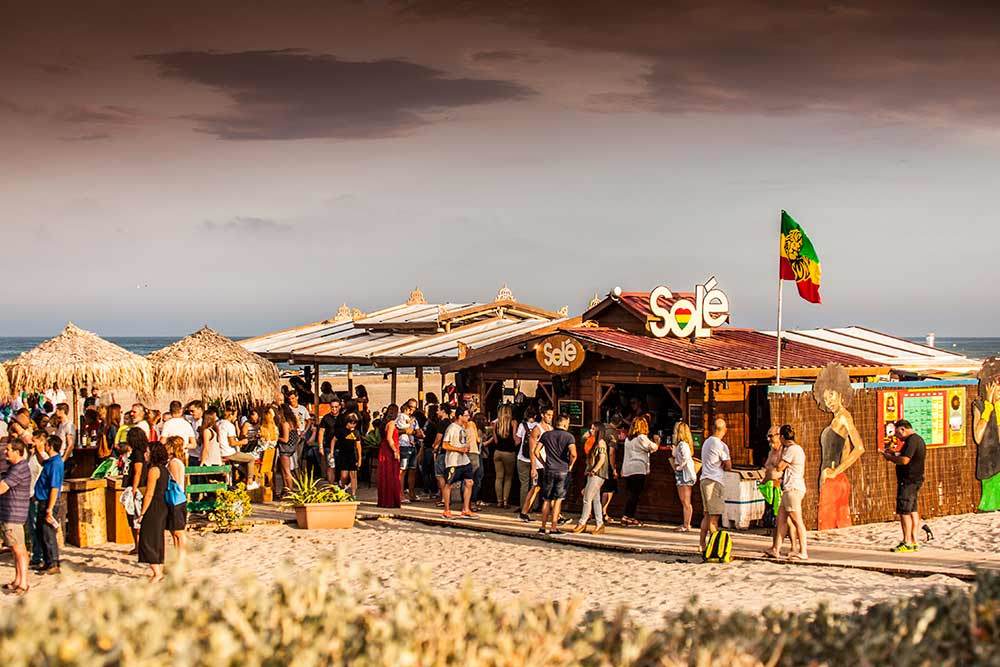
top-left (165, 477), bottom-right (186, 506)
top-left (692, 457), bottom-right (703, 475)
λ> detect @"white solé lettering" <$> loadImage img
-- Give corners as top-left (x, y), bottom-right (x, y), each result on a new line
top-left (648, 276), bottom-right (729, 339)
top-left (542, 339), bottom-right (579, 368)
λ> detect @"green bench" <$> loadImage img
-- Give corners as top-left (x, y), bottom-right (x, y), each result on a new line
top-left (185, 465), bottom-right (232, 513)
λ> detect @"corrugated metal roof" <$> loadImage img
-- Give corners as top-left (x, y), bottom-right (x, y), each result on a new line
top-left (760, 327), bottom-right (980, 373)
top-left (241, 316), bottom-right (568, 365)
top-left (354, 302), bottom-right (480, 327)
top-left (570, 327), bottom-right (881, 374)
top-left (618, 291), bottom-right (694, 320)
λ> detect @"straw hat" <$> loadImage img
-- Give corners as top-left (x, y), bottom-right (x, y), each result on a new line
top-left (5, 323), bottom-right (153, 397)
top-left (148, 326), bottom-right (280, 404)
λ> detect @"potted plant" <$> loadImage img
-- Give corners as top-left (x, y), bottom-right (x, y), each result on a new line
top-left (283, 473), bottom-right (359, 529)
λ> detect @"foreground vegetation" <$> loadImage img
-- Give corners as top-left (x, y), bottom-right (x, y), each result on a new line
top-left (0, 562), bottom-right (996, 666)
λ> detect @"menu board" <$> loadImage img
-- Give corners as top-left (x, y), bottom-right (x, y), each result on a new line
top-left (557, 399), bottom-right (585, 428)
top-left (877, 387), bottom-right (966, 449)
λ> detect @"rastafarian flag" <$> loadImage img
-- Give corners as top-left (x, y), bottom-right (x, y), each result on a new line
top-left (779, 210), bottom-right (822, 304)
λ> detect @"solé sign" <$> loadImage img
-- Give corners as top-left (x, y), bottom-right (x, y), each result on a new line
top-left (536, 334), bottom-right (586, 374)
top-left (648, 276), bottom-right (730, 339)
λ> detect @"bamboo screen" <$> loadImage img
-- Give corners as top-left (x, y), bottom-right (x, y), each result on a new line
top-left (768, 387), bottom-right (981, 530)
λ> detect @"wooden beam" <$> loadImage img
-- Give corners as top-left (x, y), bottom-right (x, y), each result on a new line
top-left (347, 364), bottom-right (354, 396)
top-left (313, 363), bottom-right (321, 422)
top-left (537, 381), bottom-right (554, 406)
top-left (416, 366), bottom-right (424, 409)
top-left (705, 365), bottom-right (889, 381)
top-left (391, 368), bottom-right (398, 405)
top-left (664, 384), bottom-right (683, 411)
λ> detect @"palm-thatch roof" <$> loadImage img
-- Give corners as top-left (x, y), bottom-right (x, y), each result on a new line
top-left (0, 362), bottom-right (11, 400)
top-left (4, 323), bottom-right (153, 396)
top-left (148, 326), bottom-right (280, 403)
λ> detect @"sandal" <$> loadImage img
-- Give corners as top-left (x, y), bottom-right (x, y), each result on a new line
top-left (761, 551), bottom-right (781, 560)
top-left (2, 583), bottom-right (17, 592)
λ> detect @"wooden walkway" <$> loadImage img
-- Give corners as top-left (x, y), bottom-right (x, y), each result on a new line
top-left (359, 503), bottom-right (1000, 581)
top-left (251, 499), bottom-right (999, 581)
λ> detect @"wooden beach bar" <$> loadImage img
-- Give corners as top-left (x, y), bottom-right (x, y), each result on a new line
top-left (444, 280), bottom-right (988, 529)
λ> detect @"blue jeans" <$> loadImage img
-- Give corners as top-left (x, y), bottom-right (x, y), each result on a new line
top-left (470, 453), bottom-right (485, 503)
top-left (27, 499), bottom-right (43, 565)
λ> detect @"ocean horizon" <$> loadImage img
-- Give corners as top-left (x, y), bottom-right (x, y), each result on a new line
top-left (2, 335), bottom-right (998, 368)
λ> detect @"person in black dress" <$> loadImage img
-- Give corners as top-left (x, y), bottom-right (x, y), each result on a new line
top-left (334, 413), bottom-right (362, 496)
top-left (137, 440), bottom-right (169, 582)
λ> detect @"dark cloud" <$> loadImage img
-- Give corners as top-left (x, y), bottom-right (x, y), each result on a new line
top-left (399, 1), bottom-right (1000, 123)
top-left (33, 63), bottom-right (75, 76)
top-left (54, 105), bottom-right (143, 124)
top-left (202, 216), bottom-right (292, 235)
top-left (470, 50), bottom-right (539, 64)
top-left (138, 49), bottom-right (536, 140)
top-left (60, 133), bottom-right (111, 142)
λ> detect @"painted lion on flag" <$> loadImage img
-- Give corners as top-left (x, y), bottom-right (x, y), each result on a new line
top-left (782, 228), bottom-right (810, 282)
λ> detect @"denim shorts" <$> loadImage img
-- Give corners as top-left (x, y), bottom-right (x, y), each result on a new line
top-left (434, 451), bottom-right (447, 478)
top-left (542, 471), bottom-right (569, 500)
top-left (399, 446), bottom-right (418, 470)
top-left (446, 463), bottom-right (475, 485)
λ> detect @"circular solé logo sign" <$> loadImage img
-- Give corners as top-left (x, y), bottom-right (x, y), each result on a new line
top-left (536, 335), bottom-right (586, 374)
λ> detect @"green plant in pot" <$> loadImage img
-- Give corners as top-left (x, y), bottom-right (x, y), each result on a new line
top-left (283, 472), bottom-right (359, 529)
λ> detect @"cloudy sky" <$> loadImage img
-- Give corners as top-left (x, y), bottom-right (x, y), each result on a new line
top-left (3, 1), bottom-right (999, 337)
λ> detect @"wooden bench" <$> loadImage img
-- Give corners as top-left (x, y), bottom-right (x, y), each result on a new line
top-left (185, 465), bottom-right (232, 512)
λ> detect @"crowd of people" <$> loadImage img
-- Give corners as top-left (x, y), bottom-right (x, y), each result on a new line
top-left (0, 379), bottom-right (376, 593)
top-left (0, 375), bottom-right (935, 596)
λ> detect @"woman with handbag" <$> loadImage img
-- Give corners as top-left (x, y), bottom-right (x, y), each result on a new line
top-left (164, 436), bottom-right (188, 574)
top-left (668, 421), bottom-right (698, 532)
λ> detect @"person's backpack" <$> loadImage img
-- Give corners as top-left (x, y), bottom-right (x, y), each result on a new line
top-left (703, 530), bottom-right (733, 563)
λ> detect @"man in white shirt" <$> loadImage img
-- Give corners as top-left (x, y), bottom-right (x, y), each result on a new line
top-left (519, 407), bottom-right (553, 522)
top-left (130, 404), bottom-right (151, 438)
top-left (515, 412), bottom-right (538, 510)
top-left (161, 401), bottom-right (198, 458)
top-left (396, 400), bottom-right (422, 502)
top-left (51, 404), bottom-right (75, 460)
top-left (44, 383), bottom-right (66, 410)
top-left (699, 418), bottom-right (733, 551)
top-left (441, 407), bottom-right (476, 519)
top-left (217, 406), bottom-right (254, 467)
top-left (764, 424), bottom-right (809, 560)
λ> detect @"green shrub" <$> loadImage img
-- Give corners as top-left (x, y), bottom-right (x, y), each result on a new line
top-left (0, 562), bottom-right (996, 666)
top-left (282, 472), bottom-right (355, 506)
top-left (209, 483), bottom-right (253, 532)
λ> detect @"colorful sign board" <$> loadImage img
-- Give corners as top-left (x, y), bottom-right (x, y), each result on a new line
top-left (536, 334), bottom-right (586, 375)
top-left (878, 387), bottom-right (966, 449)
top-left (648, 276), bottom-right (729, 339)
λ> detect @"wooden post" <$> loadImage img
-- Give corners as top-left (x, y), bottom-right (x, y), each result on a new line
top-left (416, 366), bottom-right (425, 409)
top-left (72, 379), bottom-right (80, 449)
top-left (390, 368), bottom-right (398, 405)
top-left (312, 363), bottom-right (320, 420)
top-left (347, 364), bottom-right (354, 396)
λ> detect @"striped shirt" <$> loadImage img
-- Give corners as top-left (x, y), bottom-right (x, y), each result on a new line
top-left (0, 459), bottom-right (31, 524)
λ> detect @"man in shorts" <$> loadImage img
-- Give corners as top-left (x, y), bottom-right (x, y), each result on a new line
top-left (396, 399), bottom-right (423, 502)
top-left (699, 418), bottom-right (733, 552)
top-left (536, 414), bottom-right (577, 535)
top-left (764, 425), bottom-right (808, 560)
top-left (0, 439), bottom-right (33, 593)
top-left (519, 407), bottom-right (553, 522)
top-left (442, 406), bottom-right (476, 519)
top-left (432, 404), bottom-right (452, 504)
top-left (882, 419), bottom-right (927, 552)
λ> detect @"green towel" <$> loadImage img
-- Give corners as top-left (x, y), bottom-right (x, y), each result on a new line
top-left (979, 473), bottom-right (1000, 512)
top-left (758, 480), bottom-right (782, 517)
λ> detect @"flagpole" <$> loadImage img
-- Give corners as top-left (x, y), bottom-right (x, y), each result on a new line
top-left (775, 214), bottom-right (784, 387)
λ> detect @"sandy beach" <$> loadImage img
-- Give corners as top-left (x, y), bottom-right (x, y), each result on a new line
top-left (0, 513), bottom-right (970, 616)
top-left (809, 510), bottom-right (1000, 555)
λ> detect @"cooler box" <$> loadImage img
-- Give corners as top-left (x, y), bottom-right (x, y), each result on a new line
top-left (721, 468), bottom-right (765, 529)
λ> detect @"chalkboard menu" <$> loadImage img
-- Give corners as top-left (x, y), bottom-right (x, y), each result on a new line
top-left (558, 399), bottom-right (585, 428)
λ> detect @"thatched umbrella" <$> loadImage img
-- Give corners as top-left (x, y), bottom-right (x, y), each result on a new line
top-left (0, 362), bottom-right (11, 400)
top-left (148, 326), bottom-right (280, 404)
top-left (4, 322), bottom-right (154, 424)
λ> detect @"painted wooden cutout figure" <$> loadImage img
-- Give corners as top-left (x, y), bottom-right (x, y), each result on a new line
top-left (814, 363), bottom-right (865, 530)
top-left (972, 357), bottom-right (1000, 512)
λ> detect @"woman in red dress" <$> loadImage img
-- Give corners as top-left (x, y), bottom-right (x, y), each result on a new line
top-left (377, 404), bottom-right (402, 508)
